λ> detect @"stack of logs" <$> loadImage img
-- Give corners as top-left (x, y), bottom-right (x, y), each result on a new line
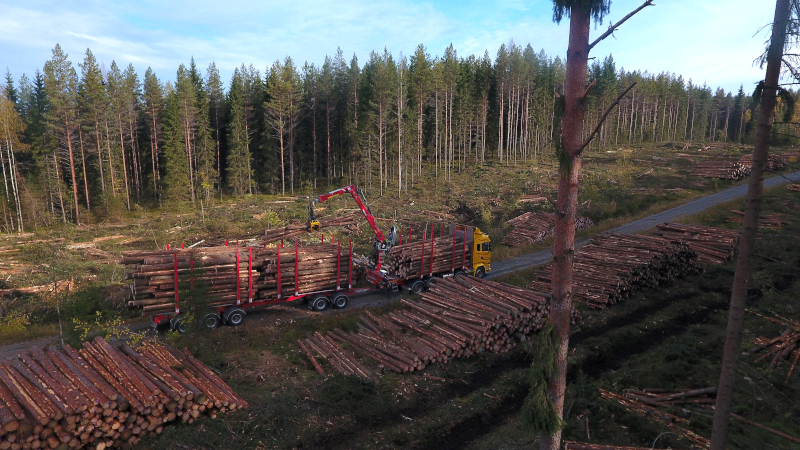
top-left (297, 276), bottom-right (553, 379)
top-left (780, 152), bottom-right (800, 163)
top-left (748, 309), bottom-right (800, 383)
top-left (727, 210), bottom-right (787, 228)
top-left (384, 233), bottom-right (473, 280)
top-left (653, 222), bottom-right (740, 264)
top-left (738, 153), bottom-right (785, 171)
top-left (503, 212), bottom-right (592, 247)
top-left (123, 243), bottom-right (351, 315)
top-left (529, 233), bottom-right (702, 309)
top-left (691, 161), bottom-right (749, 180)
top-left (0, 337), bottom-right (246, 450)
top-left (262, 213), bottom-right (360, 245)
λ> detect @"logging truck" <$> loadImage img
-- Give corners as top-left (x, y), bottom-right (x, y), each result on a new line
top-left (309, 185), bottom-right (492, 293)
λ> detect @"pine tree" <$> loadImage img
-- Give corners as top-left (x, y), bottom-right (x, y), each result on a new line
top-left (78, 49), bottom-right (109, 197)
top-left (226, 69), bottom-right (252, 196)
top-left (206, 62), bottom-right (225, 196)
top-left (142, 68), bottom-right (164, 197)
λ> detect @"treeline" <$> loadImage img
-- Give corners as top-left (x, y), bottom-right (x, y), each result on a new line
top-left (0, 42), bottom-right (755, 230)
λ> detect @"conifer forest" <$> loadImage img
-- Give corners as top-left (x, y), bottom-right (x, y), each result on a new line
top-left (0, 43), bottom-right (756, 230)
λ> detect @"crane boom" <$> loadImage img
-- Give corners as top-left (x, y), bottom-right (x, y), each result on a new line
top-left (311, 185), bottom-right (386, 242)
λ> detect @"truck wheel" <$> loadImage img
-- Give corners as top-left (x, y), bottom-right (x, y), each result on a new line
top-left (223, 307), bottom-right (246, 326)
top-left (311, 295), bottom-right (329, 312)
top-left (331, 294), bottom-right (348, 309)
top-left (474, 266), bottom-right (486, 278)
top-left (200, 312), bottom-right (221, 329)
top-left (409, 280), bottom-right (425, 294)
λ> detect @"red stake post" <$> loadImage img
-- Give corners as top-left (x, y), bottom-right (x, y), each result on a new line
top-left (248, 247), bottom-right (253, 302)
top-left (277, 246), bottom-right (282, 299)
top-left (173, 253), bottom-right (180, 314)
top-left (336, 241), bottom-right (341, 290)
top-left (348, 240), bottom-right (353, 288)
top-left (236, 248), bottom-right (241, 305)
top-left (429, 226), bottom-right (434, 276)
top-left (294, 243), bottom-right (299, 296)
top-left (419, 232), bottom-right (426, 279)
top-left (462, 226), bottom-right (467, 269)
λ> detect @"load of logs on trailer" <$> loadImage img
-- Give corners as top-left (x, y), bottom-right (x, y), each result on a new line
top-left (691, 161), bottom-right (749, 180)
top-left (123, 243), bottom-right (352, 315)
top-left (529, 233), bottom-right (702, 309)
top-left (262, 213), bottom-right (359, 244)
top-left (297, 276), bottom-right (568, 380)
top-left (383, 234), bottom-right (472, 280)
top-left (502, 212), bottom-right (593, 247)
top-left (748, 309), bottom-right (800, 383)
top-left (653, 222), bottom-right (740, 264)
top-left (738, 153), bottom-right (785, 170)
top-left (0, 337), bottom-right (246, 450)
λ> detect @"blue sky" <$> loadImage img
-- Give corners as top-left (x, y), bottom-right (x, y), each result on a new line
top-left (0, 0), bottom-right (776, 93)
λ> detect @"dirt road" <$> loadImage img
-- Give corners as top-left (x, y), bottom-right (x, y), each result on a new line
top-left (486, 169), bottom-right (800, 278)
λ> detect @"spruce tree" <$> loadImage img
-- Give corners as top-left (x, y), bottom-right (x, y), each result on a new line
top-left (161, 84), bottom-right (192, 201)
top-left (226, 69), bottom-right (252, 196)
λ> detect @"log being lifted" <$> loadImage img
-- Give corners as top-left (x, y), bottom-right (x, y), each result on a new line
top-left (296, 275), bottom-right (572, 380)
top-left (0, 337), bottom-right (246, 449)
top-left (123, 243), bottom-right (353, 313)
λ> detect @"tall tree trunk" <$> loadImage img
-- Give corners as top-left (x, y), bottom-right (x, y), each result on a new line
top-left (327, 104), bottom-right (331, 187)
top-left (710, 0), bottom-right (790, 447)
top-left (78, 127), bottom-right (90, 211)
top-left (117, 115), bottom-right (131, 209)
top-left (53, 152), bottom-right (67, 224)
top-left (279, 120), bottom-right (285, 195)
top-left (104, 119), bottom-right (116, 197)
top-left (541, 5), bottom-right (590, 450)
top-left (64, 117), bottom-right (81, 224)
top-left (93, 117), bottom-right (105, 195)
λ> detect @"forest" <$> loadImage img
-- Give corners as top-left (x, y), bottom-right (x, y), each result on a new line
top-left (0, 42), bottom-right (757, 232)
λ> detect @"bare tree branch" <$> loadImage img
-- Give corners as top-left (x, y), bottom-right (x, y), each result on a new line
top-left (587, 0), bottom-right (656, 53)
top-left (579, 82), bottom-right (637, 152)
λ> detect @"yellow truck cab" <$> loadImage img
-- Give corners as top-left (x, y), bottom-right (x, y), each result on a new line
top-left (449, 225), bottom-right (491, 278)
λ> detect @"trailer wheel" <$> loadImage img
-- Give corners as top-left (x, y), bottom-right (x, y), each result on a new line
top-left (170, 315), bottom-right (188, 333)
top-left (200, 312), bottom-right (221, 329)
top-left (310, 295), bottom-right (329, 312)
top-left (223, 307), bottom-right (246, 326)
top-left (409, 280), bottom-right (425, 294)
top-left (331, 294), bottom-right (348, 309)
top-left (474, 266), bottom-right (486, 278)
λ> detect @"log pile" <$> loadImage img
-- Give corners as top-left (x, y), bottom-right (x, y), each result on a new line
top-left (529, 233), bottom-right (702, 309)
top-left (502, 212), bottom-right (592, 247)
top-left (789, 184), bottom-right (800, 192)
top-left (748, 310), bottom-right (800, 383)
top-left (599, 388), bottom-right (711, 449)
top-left (298, 276), bottom-right (553, 379)
top-left (779, 152), bottom-right (800, 163)
top-left (123, 243), bottom-right (352, 315)
top-left (262, 213), bottom-right (360, 245)
top-left (691, 161), bottom-right (749, 180)
top-left (0, 337), bottom-right (246, 450)
top-left (518, 195), bottom-right (550, 204)
top-left (384, 234), bottom-right (473, 280)
top-left (0, 281), bottom-right (74, 298)
top-left (653, 223), bottom-right (740, 264)
top-left (727, 210), bottom-right (786, 228)
top-left (738, 153), bottom-right (785, 170)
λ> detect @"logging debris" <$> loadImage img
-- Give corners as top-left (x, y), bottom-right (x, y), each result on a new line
top-left (0, 337), bottom-right (246, 449)
top-left (747, 309), bottom-right (800, 383)
top-left (502, 212), bottom-right (592, 247)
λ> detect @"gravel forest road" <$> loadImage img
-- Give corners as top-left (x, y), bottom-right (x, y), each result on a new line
top-left (486, 169), bottom-right (800, 279)
top-left (2, 169), bottom-right (798, 357)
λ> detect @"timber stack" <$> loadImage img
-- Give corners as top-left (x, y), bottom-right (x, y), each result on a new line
top-left (123, 243), bottom-right (352, 315)
top-left (502, 212), bottom-right (592, 247)
top-left (748, 310), bottom-right (800, 383)
top-left (384, 234), bottom-right (473, 280)
top-left (529, 233), bottom-right (701, 309)
top-left (262, 213), bottom-right (360, 245)
top-left (780, 151), bottom-right (800, 163)
top-left (0, 337), bottom-right (246, 450)
top-left (691, 161), bottom-right (749, 179)
top-left (653, 222), bottom-right (740, 264)
top-left (297, 276), bottom-right (552, 379)
top-left (727, 210), bottom-right (786, 228)
top-left (738, 153), bottom-right (785, 170)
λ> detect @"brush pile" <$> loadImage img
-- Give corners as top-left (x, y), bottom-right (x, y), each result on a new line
top-left (123, 243), bottom-right (352, 315)
top-left (691, 161), bottom-right (749, 180)
top-left (0, 337), bottom-right (246, 450)
top-left (502, 212), bottom-right (592, 247)
top-left (738, 153), bottom-right (785, 170)
top-left (748, 310), bottom-right (800, 383)
top-left (529, 233), bottom-right (702, 309)
top-left (384, 234), bottom-right (473, 280)
top-left (297, 276), bottom-right (554, 379)
top-left (653, 223), bottom-right (740, 264)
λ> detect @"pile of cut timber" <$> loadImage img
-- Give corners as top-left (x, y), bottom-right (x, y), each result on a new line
top-left (738, 153), bottom-right (785, 170)
top-left (262, 213), bottom-right (360, 245)
top-left (0, 281), bottom-right (74, 298)
top-left (599, 388), bottom-right (711, 448)
top-left (727, 209), bottom-right (786, 228)
top-left (653, 223), bottom-right (740, 264)
top-left (529, 233), bottom-right (701, 309)
top-left (384, 234), bottom-right (473, 280)
top-left (123, 243), bottom-right (351, 315)
top-left (780, 152), bottom-right (800, 163)
top-left (790, 184), bottom-right (800, 192)
top-left (503, 212), bottom-right (592, 247)
top-left (748, 310), bottom-right (800, 383)
top-left (0, 337), bottom-right (246, 450)
top-left (691, 161), bottom-right (749, 179)
top-left (518, 195), bottom-right (550, 204)
top-left (297, 276), bottom-right (553, 379)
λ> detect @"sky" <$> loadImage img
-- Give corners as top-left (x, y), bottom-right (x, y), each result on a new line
top-left (0, 0), bottom-right (777, 94)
